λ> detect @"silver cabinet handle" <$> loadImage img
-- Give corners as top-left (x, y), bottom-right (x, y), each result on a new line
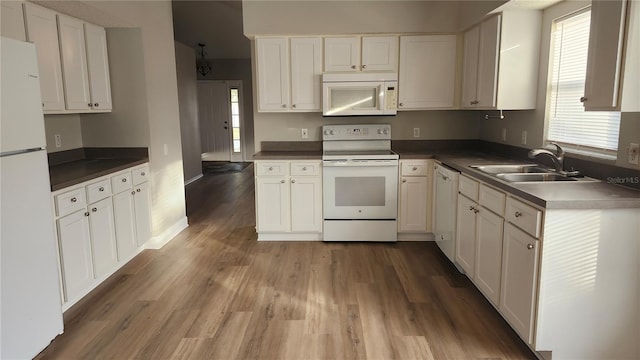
top-left (291, 179), bottom-right (296, 183)
top-left (94, 103), bottom-right (99, 107)
top-left (280, 180), bottom-right (285, 183)
top-left (402, 179), bottom-right (407, 183)
top-left (141, 172), bottom-right (146, 176)
top-left (527, 244), bottom-right (534, 250)
top-left (362, 64), bottom-right (367, 69)
top-left (88, 103), bottom-right (92, 107)
top-left (473, 208), bottom-right (479, 214)
top-left (580, 97), bottom-right (587, 103)
top-left (470, 100), bottom-right (479, 105)
top-left (92, 207), bottom-right (97, 212)
top-left (84, 212), bottom-right (90, 217)
top-left (136, 188), bottom-right (141, 192)
top-left (292, 104), bottom-right (296, 108)
top-left (70, 197), bottom-right (77, 203)
top-left (269, 167), bottom-right (273, 171)
top-left (281, 104), bottom-right (287, 108)
top-left (302, 167), bottom-right (307, 171)
top-left (412, 167), bottom-right (417, 171)
top-left (514, 211), bottom-right (522, 218)
top-left (399, 103), bottom-right (404, 107)
top-left (351, 65), bottom-right (356, 69)
top-left (122, 178), bottom-right (127, 183)
top-left (99, 187), bottom-right (105, 192)
top-left (131, 191), bottom-right (136, 195)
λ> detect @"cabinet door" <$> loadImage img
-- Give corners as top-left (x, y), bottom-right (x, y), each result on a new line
top-left (57, 209), bottom-right (94, 302)
top-left (583, 0), bottom-right (627, 110)
top-left (324, 37), bottom-right (360, 72)
top-left (362, 36), bottom-right (398, 71)
top-left (84, 23), bottom-right (112, 111)
top-left (500, 223), bottom-right (539, 344)
top-left (290, 37), bottom-right (322, 111)
top-left (88, 197), bottom-right (118, 278)
top-left (461, 26), bottom-right (480, 108)
top-left (398, 176), bottom-right (428, 233)
top-left (474, 207), bottom-right (504, 305)
top-left (398, 35), bottom-right (456, 109)
top-left (23, 3), bottom-right (65, 111)
top-left (112, 190), bottom-right (138, 261)
top-left (133, 182), bottom-right (152, 246)
top-left (255, 177), bottom-right (289, 232)
top-left (57, 15), bottom-right (91, 111)
top-left (476, 15), bottom-right (501, 108)
top-left (256, 38), bottom-right (290, 111)
top-left (1, 1), bottom-right (26, 41)
top-left (456, 195), bottom-right (477, 276)
top-left (290, 176), bottom-right (322, 232)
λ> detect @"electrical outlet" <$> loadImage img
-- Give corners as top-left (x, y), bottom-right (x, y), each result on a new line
top-left (501, 128), bottom-right (507, 142)
top-left (629, 143), bottom-right (639, 165)
top-left (521, 131), bottom-right (527, 145)
top-left (413, 128), bottom-right (420, 138)
top-left (163, 144), bottom-right (168, 156)
top-left (54, 134), bottom-right (62, 148)
top-left (301, 128), bottom-right (308, 139)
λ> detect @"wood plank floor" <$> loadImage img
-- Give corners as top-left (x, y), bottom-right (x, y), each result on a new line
top-left (37, 164), bottom-right (536, 359)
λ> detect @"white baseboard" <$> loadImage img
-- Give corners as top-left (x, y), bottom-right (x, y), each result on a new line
top-left (258, 233), bottom-right (323, 241)
top-left (184, 174), bottom-right (203, 186)
top-left (146, 216), bottom-right (189, 249)
top-left (397, 232), bottom-right (435, 241)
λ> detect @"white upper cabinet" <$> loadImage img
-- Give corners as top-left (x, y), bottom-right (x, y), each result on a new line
top-left (290, 37), bottom-right (322, 111)
top-left (256, 38), bottom-right (290, 111)
top-left (462, 11), bottom-right (541, 110)
top-left (398, 35), bottom-right (456, 109)
top-left (583, 0), bottom-right (628, 111)
top-left (57, 14), bottom-right (91, 111)
top-left (1, 1), bottom-right (26, 41)
top-left (256, 37), bottom-right (322, 112)
top-left (324, 36), bottom-right (398, 72)
top-left (621, 0), bottom-right (639, 112)
top-left (24, 3), bottom-right (65, 111)
top-left (84, 23), bottom-right (112, 111)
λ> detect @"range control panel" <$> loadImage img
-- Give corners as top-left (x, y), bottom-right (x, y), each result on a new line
top-left (322, 124), bottom-right (391, 141)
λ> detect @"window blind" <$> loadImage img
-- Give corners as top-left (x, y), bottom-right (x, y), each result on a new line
top-left (548, 9), bottom-right (621, 152)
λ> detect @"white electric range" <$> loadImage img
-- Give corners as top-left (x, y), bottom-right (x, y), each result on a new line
top-left (322, 124), bottom-right (399, 242)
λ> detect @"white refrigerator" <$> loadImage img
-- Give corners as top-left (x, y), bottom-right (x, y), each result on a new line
top-left (1, 37), bottom-right (64, 359)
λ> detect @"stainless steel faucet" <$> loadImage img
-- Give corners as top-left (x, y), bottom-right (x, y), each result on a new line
top-left (528, 143), bottom-right (580, 176)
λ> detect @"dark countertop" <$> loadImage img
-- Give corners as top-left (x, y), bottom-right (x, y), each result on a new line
top-left (49, 148), bottom-right (148, 192)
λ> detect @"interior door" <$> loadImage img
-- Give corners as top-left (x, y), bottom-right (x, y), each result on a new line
top-left (197, 81), bottom-right (230, 161)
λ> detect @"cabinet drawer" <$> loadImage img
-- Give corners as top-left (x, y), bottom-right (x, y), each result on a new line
top-left (505, 197), bottom-right (542, 238)
top-left (459, 174), bottom-right (479, 200)
top-left (132, 164), bottom-right (149, 185)
top-left (55, 187), bottom-right (87, 217)
top-left (291, 162), bottom-right (320, 176)
top-left (401, 161), bottom-right (429, 176)
top-left (256, 162), bottom-right (289, 176)
top-left (86, 178), bottom-right (112, 204)
top-left (111, 171), bottom-right (132, 194)
top-left (479, 184), bottom-right (506, 216)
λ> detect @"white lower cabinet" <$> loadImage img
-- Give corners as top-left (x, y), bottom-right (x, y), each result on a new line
top-left (500, 223), bottom-right (539, 344)
top-left (398, 160), bottom-right (433, 239)
top-left (57, 209), bottom-right (93, 302)
top-left (255, 160), bottom-right (322, 240)
top-left (455, 177), bottom-right (506, 306)
top-left (52, 163), bottom-right (151, 310)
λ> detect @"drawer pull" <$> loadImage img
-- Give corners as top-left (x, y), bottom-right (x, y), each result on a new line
top-left (122, 178), bottom-right (127, 183)
top-left (514, 211), bottom-right (522, 218)
top-left (469, 206), bottom-right (474, 211)
top-left (141, 172), bottom-right (146, 176)
top-left (280, 180), bottom-right (285, 183)
top-left (402, 179), bottom-right (407, 183)
top-left (99, 187), bottom-right (105, 192)
top-left (412, 167), bottom-right (417, 171)
top-left (92, 207), bottom-right (97, 212)
top-left (527, 244), bottom-right (534, 250)
top-left (131, 191), bottom-right (136, 195)
top-left (473, 208), bottom-right (479, 214)
top-left (84, 212), bottom-right (90, 217)
top-left (269, 167), bottom-right (273, 171)
top-left (302, 167), bottom-right (307, 171)
top-left (291, 179), bottom-right (296, 183)
top-left (136, 188), bottom-right (141, 192)
top-left (70, 197), bottom-right (77, 203)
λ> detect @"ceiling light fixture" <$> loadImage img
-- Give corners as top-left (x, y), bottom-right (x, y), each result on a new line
top-left (196, 43), bottom-right (212, 77)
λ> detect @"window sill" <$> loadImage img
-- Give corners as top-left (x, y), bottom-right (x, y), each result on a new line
top-left (560, 146), bottom-right (618, 164)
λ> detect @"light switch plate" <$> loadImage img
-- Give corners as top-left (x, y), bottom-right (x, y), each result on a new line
top-left (629, 143), bottom-right (639, 165)
top-left (54, 134), bottom-right (62, 148)
top-left (301, 128), bottom-right (308, 139)
top-left (413, 128), bottom-right (420, 138)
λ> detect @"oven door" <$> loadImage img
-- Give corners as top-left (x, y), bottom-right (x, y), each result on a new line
top-left (323, 159), bottom-right (398, 219)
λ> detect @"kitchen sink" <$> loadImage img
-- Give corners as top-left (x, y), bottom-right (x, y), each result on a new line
top-left (496, 173), bottom-right (579, 182)
top-left (470, 164), bottom-right (551, 174)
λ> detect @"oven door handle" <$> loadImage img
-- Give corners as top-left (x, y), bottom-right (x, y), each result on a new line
top-left (323, 160), bottom-right (398, 167)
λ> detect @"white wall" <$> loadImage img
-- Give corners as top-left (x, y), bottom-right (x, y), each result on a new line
top-left (175, 41), bottom-right (203, 183)
top-left (480, 0), bottom-right (640, 171)
top-left (43, 114), bottom-right (83, 152)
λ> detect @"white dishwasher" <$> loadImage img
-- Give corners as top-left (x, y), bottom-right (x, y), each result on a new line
top-left (433, 163), bottom-right (460, 266)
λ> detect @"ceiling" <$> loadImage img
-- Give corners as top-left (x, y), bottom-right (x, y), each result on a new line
top-left (172, 0), bottom-right (251, 59)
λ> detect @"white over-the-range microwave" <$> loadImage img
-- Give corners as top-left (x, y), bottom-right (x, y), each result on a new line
top-left (322, 72), bottom-right (398, 116)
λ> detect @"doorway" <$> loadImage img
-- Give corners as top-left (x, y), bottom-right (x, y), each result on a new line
top-left (198, 80), bottom-right (245, 162)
